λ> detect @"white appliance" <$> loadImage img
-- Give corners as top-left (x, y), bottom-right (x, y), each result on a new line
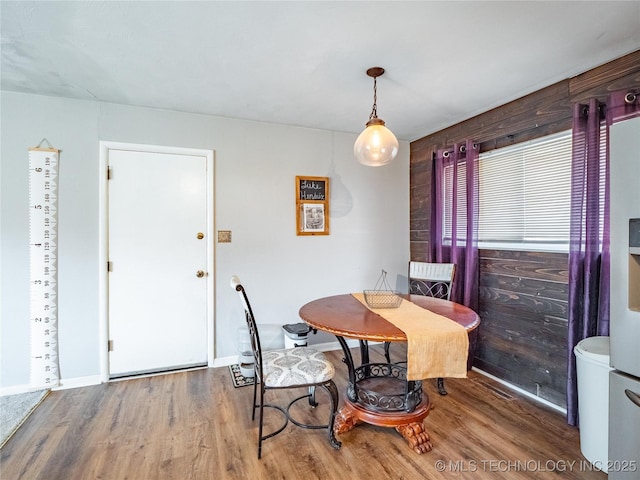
top-left (609, 116), bottom-right (640, 479)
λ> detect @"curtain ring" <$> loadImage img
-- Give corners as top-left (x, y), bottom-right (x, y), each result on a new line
top-left (625, 92), bottom-right (637, 104)
top-left (459, 145), bottom-right (466, 153)
top-left (442, 151), bottom-right (450, 158)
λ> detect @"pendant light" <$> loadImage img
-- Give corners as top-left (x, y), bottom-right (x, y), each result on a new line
top-left (354, 67), bottom-right (399, 167)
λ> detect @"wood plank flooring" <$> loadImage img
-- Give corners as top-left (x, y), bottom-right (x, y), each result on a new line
top-left (1, 345), bottom-right (606, 480)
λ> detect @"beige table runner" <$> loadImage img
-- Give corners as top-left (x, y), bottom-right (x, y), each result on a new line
top-left (352, 293), bottom-right (469, 381)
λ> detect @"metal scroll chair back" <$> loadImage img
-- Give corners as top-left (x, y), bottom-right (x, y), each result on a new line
top-left (409, 262), bottom-right (455, 300)
top-left (229, 276), bottom-right (341, 459)
top-left (410, 261), bottom-right (456, 395)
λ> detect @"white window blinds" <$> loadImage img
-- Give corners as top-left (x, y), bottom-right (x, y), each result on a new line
top-left (477, 130), bottom-right (572, 248)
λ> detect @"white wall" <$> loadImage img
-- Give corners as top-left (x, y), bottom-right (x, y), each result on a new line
top-left (0, 91), bottom-right (410, 392)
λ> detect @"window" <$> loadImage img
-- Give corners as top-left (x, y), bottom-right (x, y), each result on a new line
top-left (443, 130), bottom-right (574, 251)
top-left (442, 158), bottom-right (468, 241)
top-left (478, 130), bottom-right (573, 250)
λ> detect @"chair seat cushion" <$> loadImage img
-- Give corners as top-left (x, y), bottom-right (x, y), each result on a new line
top-left (262, 347), bottom-right (335, 387)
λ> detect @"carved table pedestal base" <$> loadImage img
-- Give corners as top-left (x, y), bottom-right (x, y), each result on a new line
top-left (334, 398), bottom-right (433, 454)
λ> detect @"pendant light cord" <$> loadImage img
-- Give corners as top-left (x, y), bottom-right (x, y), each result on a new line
top-left (369, 76), bottom-right (378, 121)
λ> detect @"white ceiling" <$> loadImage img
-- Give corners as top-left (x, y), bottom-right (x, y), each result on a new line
top-left (2, 1), bottom-right (639, 142)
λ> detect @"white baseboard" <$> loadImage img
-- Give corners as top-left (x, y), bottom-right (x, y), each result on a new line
top-left (213, 355), bottom-right (238, 368)
top-left (1, 374), bottom-right (103, 395)
top-left (52, 375), bottom-right (102, 391)
top-left (472, 367), bottom-right (566, 414)
top-left (0, 384), bottom-right (36, 397)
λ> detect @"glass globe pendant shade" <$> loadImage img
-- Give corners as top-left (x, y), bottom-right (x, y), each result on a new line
top-left (354, 118), bottom-right (399, 167)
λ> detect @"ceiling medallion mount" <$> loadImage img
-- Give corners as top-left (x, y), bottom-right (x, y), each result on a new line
top-left (366, 67), bottom-right (385, 78)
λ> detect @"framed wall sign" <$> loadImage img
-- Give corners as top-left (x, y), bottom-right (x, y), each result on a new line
top-left (296, 176), bottom-right (329, 235)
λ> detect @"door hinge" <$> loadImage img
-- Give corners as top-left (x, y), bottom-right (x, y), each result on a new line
top-left (107, 166), bottom-right (113, 180)
top-left (108, 340), bottom-right (114, 352)
top-left (107, 261), bottom-right (113, 272)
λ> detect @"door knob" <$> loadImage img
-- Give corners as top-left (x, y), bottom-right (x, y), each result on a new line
top-left (196, 270), bottom-right (205, 278)
top-left (196, 232), bottom-right (204, 240)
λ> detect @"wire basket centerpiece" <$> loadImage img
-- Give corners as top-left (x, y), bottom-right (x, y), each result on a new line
top-left (363, 269), bottom-right (403, 308)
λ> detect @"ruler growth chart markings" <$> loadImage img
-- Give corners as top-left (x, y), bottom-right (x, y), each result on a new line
top-left (29, 144), bottom-right (60, 388)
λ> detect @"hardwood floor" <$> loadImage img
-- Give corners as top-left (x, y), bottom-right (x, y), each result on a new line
top-left (1, 345), bottom-right (606, 480)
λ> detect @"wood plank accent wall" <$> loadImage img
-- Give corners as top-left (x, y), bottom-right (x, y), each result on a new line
top-left (410, 50), bottom-right (640, 408)
top-left (477, 249), bottom-right (569, 406)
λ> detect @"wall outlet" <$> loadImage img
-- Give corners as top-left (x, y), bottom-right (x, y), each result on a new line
top-left (218, 230), bottom-right (232, 243)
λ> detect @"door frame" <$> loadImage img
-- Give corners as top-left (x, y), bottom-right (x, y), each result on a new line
top-left (98, 141), bottom-right (215, 383)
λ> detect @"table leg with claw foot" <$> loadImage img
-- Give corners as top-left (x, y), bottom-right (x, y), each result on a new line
top-left (334, 403), bottom-right (361, 435)
top-left (396, 422), bottom-right (433, 454)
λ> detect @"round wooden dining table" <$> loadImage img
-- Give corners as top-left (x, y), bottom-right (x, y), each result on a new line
top-left (299, 293), bottom-right (480, 454)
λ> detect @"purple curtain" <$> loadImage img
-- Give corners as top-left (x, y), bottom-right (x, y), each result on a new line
top-left (567, 89), bottom-right (640, 426)
top-left (430, 139), bottom-right (479, 312)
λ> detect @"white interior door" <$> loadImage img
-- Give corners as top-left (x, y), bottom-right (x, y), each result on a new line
top-left (107, 148), bottom-right (210, 377)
